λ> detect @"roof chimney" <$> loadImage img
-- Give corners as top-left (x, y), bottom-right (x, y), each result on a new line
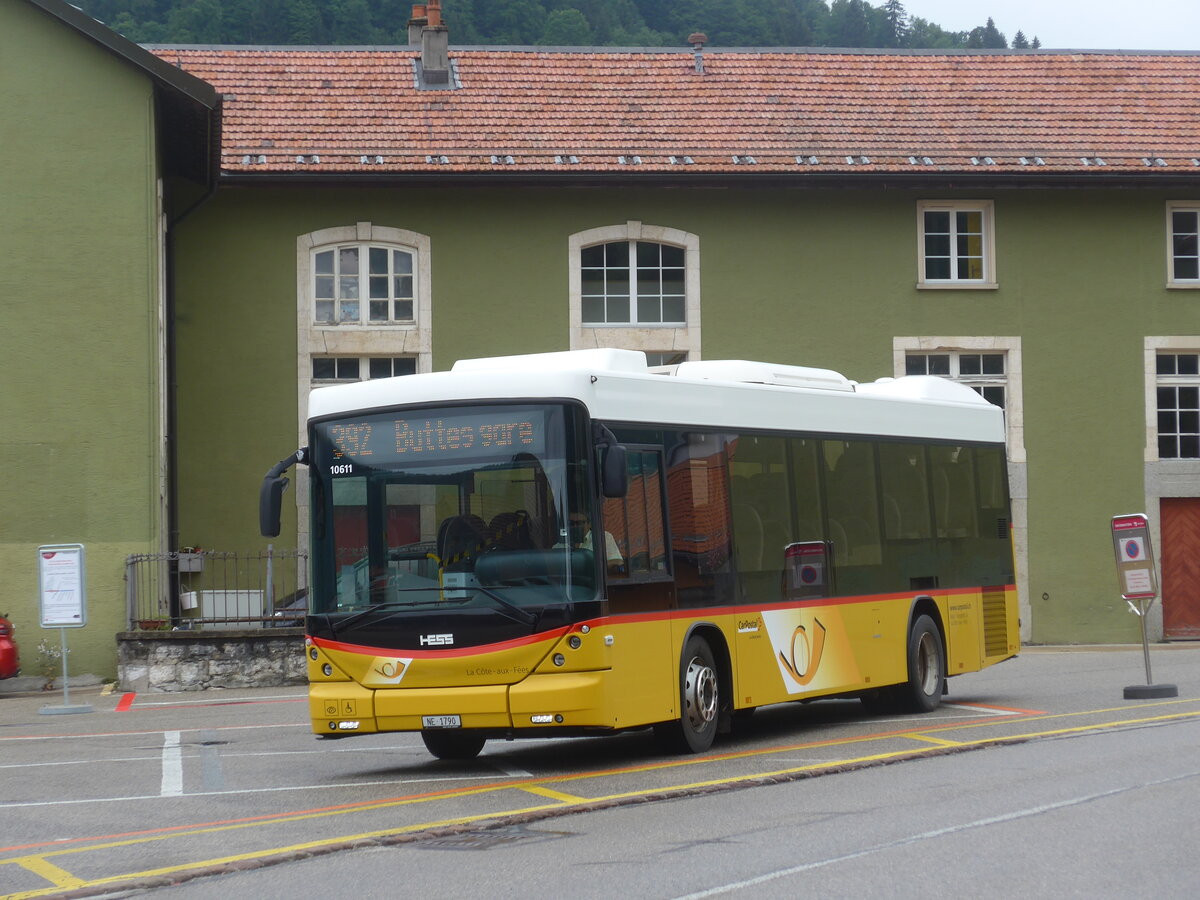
top-left (408, 5), bottom-right (428, 46)
top-left (688, 32), bottom-right (707, 74)
top-left (419, 0), bottom-right (450, 87)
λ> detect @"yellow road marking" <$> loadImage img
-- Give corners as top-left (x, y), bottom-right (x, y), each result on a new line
top-left (13, 857), bottom-right (85, 889)
top-left (904, 733), bottom-right (963, 747)
top-left (516, 785), bottom-right (586, 803)
top-left (4, 701), bottom-right (1199, 899)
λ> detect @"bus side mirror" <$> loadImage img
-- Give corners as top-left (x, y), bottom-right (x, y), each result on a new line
top-left (259, 448), bottom-right (307, 538)
top-left (259, 475), bottom-right (288, 537)
top-left (601, 444), bottom-right (628, 498)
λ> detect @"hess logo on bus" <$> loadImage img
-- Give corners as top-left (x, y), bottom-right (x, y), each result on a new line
top-left (420, 633), bottom-right (454, 646)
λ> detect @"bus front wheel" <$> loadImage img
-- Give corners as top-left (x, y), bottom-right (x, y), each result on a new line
top-left (421, 730), bottom-right (486, 761)
top-left (656, 635), bottom-right (720, 754)
top-left (898, 614), bottom-right (945, 713)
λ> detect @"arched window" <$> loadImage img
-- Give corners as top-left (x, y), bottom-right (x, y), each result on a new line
top-left (569, 221), bottom-right (701, 360)
top-left (295, 223), bottom-right (432, 549)
top-left (313, 244), bottom-right (415, 324)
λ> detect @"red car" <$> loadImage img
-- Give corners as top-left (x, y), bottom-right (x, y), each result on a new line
top-left (0, 614), bottom-right (20, 679)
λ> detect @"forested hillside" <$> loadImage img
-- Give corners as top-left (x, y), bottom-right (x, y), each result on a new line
top-left (77, 0), bottom-right (1038, 50)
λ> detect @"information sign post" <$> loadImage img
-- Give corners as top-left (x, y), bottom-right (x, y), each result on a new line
top-left (1110, 515), bottom-right (1178, 700)
top-left (37, 544), bottom-right (94, 715)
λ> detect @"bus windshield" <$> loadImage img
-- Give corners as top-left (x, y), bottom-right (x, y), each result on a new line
top-left (307, 402), bottom-right (596, 625)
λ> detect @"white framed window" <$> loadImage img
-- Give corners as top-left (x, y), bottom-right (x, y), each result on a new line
top-left (894, 337), bottom-right (1024, 462)
top-left (581, 240), bottom-right (685, 325)
top-left (1167, 203), bottom-right (1200, 287)
top-left (905, 350), bottom-right (1007, 409)
top-left (917, 200), bottom-right (996, 288)
top-left (1144, 338), bottom-right (1200, 461)
top-left (1155, 351), bottom-right (1200, 459)
top-left (311, 356), bottom-right (418, 383)
top-left (313, 244), bottom-right (415, 324)
top-left (569, 221), bottom-right (701, 359)
top-left (297, 224), bottom-right (433, 550)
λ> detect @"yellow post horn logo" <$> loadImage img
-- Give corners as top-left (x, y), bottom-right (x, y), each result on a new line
top-left (373, 659), bottom-right (406, 679)
top-left (778, 618), bottom-right (827, 686)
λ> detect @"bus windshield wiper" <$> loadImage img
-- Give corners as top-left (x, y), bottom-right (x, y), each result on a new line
top-left (334, 596), bottom-right (438, 632)
top-left (473, 585), bottom-right (540, 627)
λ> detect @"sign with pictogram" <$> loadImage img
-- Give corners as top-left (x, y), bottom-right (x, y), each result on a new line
top-left (1111, 514), bottom-right (1158, 601)
top-left (784, 541), bottom-right (830, 600)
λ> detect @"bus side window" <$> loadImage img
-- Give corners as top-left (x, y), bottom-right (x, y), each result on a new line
top-left (602, 448), bottom-right (668, 579)
top-left (972, 445), bottom-right (1014, 584)
top-left (878, 443), bottom-right (932, 540)
top-left (727, 434), bottom-right (793, 599)
top-left (931, 446), bottom-right (978, 539)
top-left (665, 432), bottom-right (735, 608)
top-left (821, 440), bottom-right (883, 572)
top-left (788, 438), bottom-right (824, 541)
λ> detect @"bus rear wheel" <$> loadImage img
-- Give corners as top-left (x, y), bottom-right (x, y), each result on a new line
top-left (421, 730), bottom-right (486, 761)
top-left (897, 614), bottom-right (945, 713)
top-left (656, 635), bottom-right (720, 754)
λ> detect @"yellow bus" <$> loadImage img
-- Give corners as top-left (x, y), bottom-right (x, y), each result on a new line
top-left (261, 349), bottom-right (1018, 760)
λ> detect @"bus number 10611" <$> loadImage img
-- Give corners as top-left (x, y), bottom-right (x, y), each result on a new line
top-left (329, 464), bottom-right (354, 475)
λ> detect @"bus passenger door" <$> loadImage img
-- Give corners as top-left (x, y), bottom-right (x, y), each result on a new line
top-left (600, 447), bottom-right (677, 727)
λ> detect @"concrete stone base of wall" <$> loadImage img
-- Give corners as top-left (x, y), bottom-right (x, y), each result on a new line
top-left (117, 629), bottom-right (307, 692)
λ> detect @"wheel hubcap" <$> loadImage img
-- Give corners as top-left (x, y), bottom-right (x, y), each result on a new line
top-left (916, 632), bottom-right (940, 696)
top-left (683, 656), bottom-right (718, 730)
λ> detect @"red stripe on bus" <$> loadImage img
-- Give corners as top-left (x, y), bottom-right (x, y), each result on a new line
top-left (311, 625), bottom-right (572, 659)
top-left (309, 583), bottom-right (1016, 659)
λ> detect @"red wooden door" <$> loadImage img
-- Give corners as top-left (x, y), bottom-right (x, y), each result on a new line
top-left (1161, 498), bottom-right (1200, 639)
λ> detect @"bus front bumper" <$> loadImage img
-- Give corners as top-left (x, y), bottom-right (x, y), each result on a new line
top-left (309, 672), bottom-right (611, 736)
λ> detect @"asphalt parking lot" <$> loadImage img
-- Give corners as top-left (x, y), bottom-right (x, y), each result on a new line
top-left (1, 644), bottom-right (1197, 898)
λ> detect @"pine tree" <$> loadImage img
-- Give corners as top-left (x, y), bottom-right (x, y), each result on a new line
top-left (982, 16), bottom-right (1007, 48)
top-left (1011, 30), bottom-right (1029, 49)
top-left (880, 0), bottom-right (909, 48)
top-left (1031, 36), bottom-right (1041, 49)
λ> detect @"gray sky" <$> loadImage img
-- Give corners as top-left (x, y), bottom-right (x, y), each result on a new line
top-left (904, 1), bottom-right (1200, 50)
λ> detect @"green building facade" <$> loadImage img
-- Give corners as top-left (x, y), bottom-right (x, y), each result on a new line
top-left (0, 0), bottom-right (215, 679)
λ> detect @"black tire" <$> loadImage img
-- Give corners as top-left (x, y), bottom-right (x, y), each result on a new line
top-left (896, 614), bottom-right (945, 713)
top-left (421, 730), bottom-right (486, 761)
top-left (656, 635), bottom-right (720, 753)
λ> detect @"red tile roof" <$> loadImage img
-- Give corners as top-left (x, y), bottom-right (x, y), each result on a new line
top-left (151, 47), bottom-right (1200, 178)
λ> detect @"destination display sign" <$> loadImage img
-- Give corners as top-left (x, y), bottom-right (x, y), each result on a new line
top-left (317, 407), bottom-right (549, 471)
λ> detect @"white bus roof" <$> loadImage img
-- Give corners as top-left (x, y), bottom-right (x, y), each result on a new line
top-left (308, 349), bottom-right (1005, 445)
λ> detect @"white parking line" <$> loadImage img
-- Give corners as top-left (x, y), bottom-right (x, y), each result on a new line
top-left (0, 722), bottom-right (305, 742)
top-left (161, 731), bottom-right (183, 796)
top-left (0, 775), bottom-right (502, 809)
top-left (942, 703), bottom-right (1027, 716)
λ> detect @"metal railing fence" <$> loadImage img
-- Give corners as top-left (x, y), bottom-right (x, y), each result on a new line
top-left (125, 549), bottom-right (308, 631)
